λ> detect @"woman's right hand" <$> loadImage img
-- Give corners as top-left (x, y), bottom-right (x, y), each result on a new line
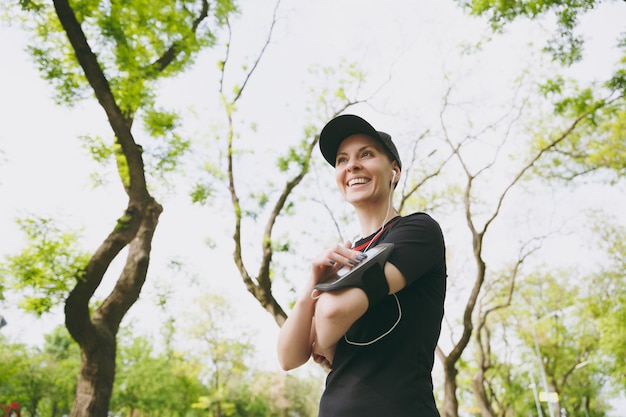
top-left (310, 240), bottom-right (366, 285)
top-left (279, 241), bottom-right (364, 371)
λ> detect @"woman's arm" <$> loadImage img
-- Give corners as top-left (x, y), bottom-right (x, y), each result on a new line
top-left (277, 280), bottom-right (317, 371)
top-left (279, 287), bottom-right (367, 370)
top-left (278, 241), bottom-right (361, 370)
top-left (313, 288), bottom-right (368, 350)
top-left (313, 262), bottom-right (407, 350)
top-left (277, 243), bottom-right (407, 370)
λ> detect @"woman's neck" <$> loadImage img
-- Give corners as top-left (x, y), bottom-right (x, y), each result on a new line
top-left (356, 206), bottom-right (399, 237)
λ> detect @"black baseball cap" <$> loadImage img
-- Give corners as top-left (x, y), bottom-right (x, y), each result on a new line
top-left (319, 114), bottom-right (401, 170)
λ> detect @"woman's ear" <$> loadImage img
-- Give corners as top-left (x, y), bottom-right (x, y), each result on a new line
top-left (391, 165), bottom-right (400, 188)
top-left (392, 165), bottom-right (400, 182)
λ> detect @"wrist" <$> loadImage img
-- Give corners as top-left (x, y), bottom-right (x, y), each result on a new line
top-left (296, 280), bottom-right (317, 304)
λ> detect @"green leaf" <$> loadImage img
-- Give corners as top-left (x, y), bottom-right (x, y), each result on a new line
top-left (2, 216), bottom-right (90, 315)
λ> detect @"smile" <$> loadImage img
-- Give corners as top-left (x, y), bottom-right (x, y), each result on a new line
top-left (348, 178), bottom-right (370, 187)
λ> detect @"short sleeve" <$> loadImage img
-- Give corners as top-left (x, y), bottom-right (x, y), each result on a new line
top-left (382, 213), bottom-right (446, 288)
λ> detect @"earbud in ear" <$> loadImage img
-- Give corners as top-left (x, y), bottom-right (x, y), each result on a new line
top-left (391, 170), bottom-right (397, 183)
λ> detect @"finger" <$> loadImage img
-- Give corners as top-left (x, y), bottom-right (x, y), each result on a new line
top-left (334, 244), bottom-right (366, 265)
top-left (323, 244), bottom-right (353, 267)
top-left (315, 243), bottom-right (367, 272)
top-left (335, 247), bottom-right (368, 268)
top-left (312, 250), bottom-right (341, 269)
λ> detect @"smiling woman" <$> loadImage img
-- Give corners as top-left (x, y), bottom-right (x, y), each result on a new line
top-left (333, 134), bottom-right (398, 210)
top-left (277, 114), bottom-right (447, 417)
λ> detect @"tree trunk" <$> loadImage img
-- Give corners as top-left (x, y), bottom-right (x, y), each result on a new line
top-left (50, 0), bottom-right (202, 415)
top-left (70, 329), bottom-right (116, 417)
top-left (65, 198), bottom-right (162, 417)
top-left (472, 372), bottom-right (495, 417)
top-left (442, 358), bottom-right (459, 417)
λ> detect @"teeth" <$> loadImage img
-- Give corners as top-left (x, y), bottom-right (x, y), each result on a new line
top-left (348, 178), bottom-right (369, 187)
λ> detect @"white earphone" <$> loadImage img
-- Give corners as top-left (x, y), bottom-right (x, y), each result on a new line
top-left (391, 170), bottom-right (397, 184)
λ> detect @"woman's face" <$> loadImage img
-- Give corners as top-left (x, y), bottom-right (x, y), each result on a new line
top-left (335, 134), bottom-right (396, 206)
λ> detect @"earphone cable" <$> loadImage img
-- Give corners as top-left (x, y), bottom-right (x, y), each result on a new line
top-left (345, 176), bottom-right (401, 346)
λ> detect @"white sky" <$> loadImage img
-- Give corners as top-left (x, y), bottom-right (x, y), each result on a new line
top-left (1, 0), bottom-right (625, 413)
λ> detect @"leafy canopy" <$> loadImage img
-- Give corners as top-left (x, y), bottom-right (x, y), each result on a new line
top-left (18, 0), bottom-right (237, 112)
top-left (461, 0), bottom-right (600, 64)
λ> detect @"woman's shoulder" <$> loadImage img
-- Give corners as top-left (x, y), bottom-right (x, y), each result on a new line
top-left (394, 212), bottom-right (444, 236)
top-left (399, 212), bottom-right (440, 226)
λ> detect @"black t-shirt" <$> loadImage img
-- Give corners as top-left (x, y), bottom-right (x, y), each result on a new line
top-left (318, 212), bottom-right (447, 417)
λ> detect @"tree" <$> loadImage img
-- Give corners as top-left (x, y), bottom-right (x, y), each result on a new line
top-left (210, 0), bottom-right (291, 325)
top-left (0, 339), bottom-right (34, 414)
top-left (192, 0), bottom-right (380, 326)
top-left (430, 2), bottom-right (626, 415)
top-left (434, 73), bottom-right (623, 417)
top-left (1, 0), bottom-right (237, 415)
top-left (461, 0), bottom-right (617, 66)
top-left (584, 219), bottom-right (626, 391)
top-left (512, 271), bottom-right (612, 417)
top-left (461, 1), bottom-right (626, 179)
top-left (220, 60), bottom-right (374, 327)
top-left (251, 371), bottom-right (321, 417)
top-left (471, 245), bottom-right (540, 417)
top-left (0, 327), bottom-right (80, 417)
top-left (40, 326), bottom-right (82, 417)
top-left (184, 293), bottom-right (256, 417)
top-left (111, 333), bottom-right (206, 417)
top-left (1, 312), bottom-right (320, 417)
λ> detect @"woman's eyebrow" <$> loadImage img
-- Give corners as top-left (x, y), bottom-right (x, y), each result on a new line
top-left (337, 145), bottom-right (375, 157)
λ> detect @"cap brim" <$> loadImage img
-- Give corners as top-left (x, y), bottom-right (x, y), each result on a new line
top-left (319, 115), bottom-right (381, 167)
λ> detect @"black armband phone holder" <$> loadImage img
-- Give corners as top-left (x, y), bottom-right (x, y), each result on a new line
top-left (314, 243), bottom-right (394, 307)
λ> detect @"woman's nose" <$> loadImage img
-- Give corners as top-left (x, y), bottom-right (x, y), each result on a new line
top-left (346, 158), bottom-right (361, 171)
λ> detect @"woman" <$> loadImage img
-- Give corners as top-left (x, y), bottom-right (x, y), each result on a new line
top-left (277, 114), bottom-right (446, 417)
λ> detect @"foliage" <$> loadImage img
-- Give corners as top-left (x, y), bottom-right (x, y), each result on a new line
top-left (1, 216), bottom-right (90, 315)
top-left (442, 5), bottom-right (625, 413)
top-left (253, 371), bottom-right (322, 417)
top-left (111, 335), bottom-right (206, 417)
top-left (0, 339), bottom-right (32, 412)
top-left (19, 0), bottom-right (236, 109)
top-left (142, 108), bottom-right (191, 176)
top-left (182, 293), bottom-right (255, 410)
top-left (462, 0), bottom-right (626, 181)
top-left (0, 305), bottom-right (322, 417)
top-left (1, 1), bottom-right (624, 416)
top-left (0, 0), bottom-right (243, 414)
top-left (190, 370), bottom-right (322, 417)
top-left (584, 218), bottom-right (626, 390)
top-left (461, 0), bottom-right (600, 65)
top-left (532, 68), bottom-right (626, 181)
top-left (506, 270), bottom-right (613, 416)
top-left (0, 326), bottom-right (79, 417)
top-left (3, 0), bottom-right (239, 187)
